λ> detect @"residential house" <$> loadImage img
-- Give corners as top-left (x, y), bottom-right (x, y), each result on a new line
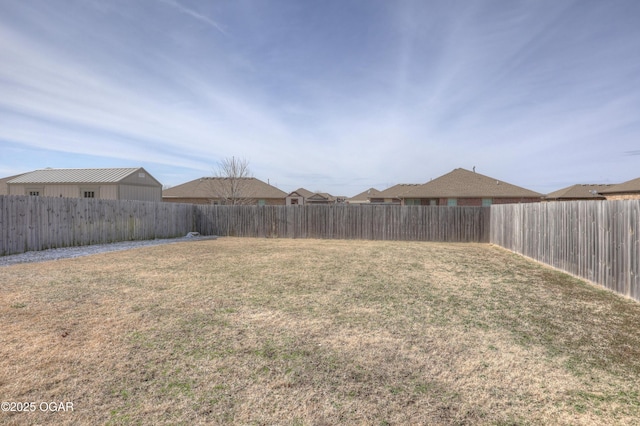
top-left (5, 168), bottom-right (162, 202)
top-left (370, 184), bottom-right (421, 204)
top-left (286, 188), bottom-right (314, 205)
top-left (347, 188), bottom-right (381, 204)
top-left (543, 184), bottom-right (612, 201)
top-left (400, 168), bottom-right (542, 206)
top-left (598, 177), bottom-right (640, 200)
top-left (163, 177), bottom-right (287, 205)
top-left (285, 188), bottom-right (345, 205)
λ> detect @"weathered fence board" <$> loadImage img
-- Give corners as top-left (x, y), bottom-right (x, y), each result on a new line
top-left (490, 200), bottom-right (640, 301)
top-left (0, 195), bottom-right (195, 256)
top-left (194, 205), bottom-right (490, 243)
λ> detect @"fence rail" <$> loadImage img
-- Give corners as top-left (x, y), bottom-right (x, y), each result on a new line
top-left (490, 200), bottom-right (640, 301)
top-left (0, 196), bottom-right (194, 256)
top-left (195, 205), bottom-right (490, 242)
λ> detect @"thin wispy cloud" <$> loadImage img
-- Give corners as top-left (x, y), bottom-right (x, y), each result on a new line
top-left (1, 0), bottom-right (639, 195)
top-left (157, 0), bottom-right (227, 35)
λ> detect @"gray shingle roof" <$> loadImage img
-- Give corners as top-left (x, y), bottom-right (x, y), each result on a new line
top-left (544, 184), bottom-right (612, 200)
top-left (7, 168), bottom-right (142, 184)
top-left (374, 184), bottom-right (421, 199)
top-left (348, 188), bottom-right (381, 202)
top-left (288, 188), bottom-right (315, 198)
top-left (402, 168), bottom-right (542, 199)
top-left (162, 177), bottom-right (287, 199)
top-left (598, 177), bottom-right (640, 194)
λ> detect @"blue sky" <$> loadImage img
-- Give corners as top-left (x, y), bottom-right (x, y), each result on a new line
top-left (1, 0), bottom-right (639, 196)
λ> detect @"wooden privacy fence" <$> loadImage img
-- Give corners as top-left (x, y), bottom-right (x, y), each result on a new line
top-left (4, 194), bottom-right (640, 302)
top-left (0, 195), bottom-right (194, 256)
top-left (195, 205), bottom-right (490, 242)
top-left (490, 200), bottom-right (640, 301)
top-left (1, 198), bottom-right (490, 256)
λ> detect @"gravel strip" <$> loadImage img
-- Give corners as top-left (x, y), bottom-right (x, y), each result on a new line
top-left (0, 235), bottom-right (218, 267)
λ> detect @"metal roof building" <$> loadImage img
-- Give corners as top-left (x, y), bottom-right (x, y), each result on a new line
top-left (5, 168), bottom-right (162, 202)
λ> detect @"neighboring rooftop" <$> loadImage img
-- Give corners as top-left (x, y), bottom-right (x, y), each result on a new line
top-left (7, 168), bottom-right (145, 184)
top-left (374, 184), bottom-right (422, 199)
top-left (402, 168), bottom-right (542, 199)
top-left (348, 188), bottom-right (381, 203)
top-left (162, 177), bottom-right (287, 199)
top-left (544, 184), bottom-right (613, 200)
top-left (598, 177), bottom-right (640, 194)
top-left (288, 188), bottom-right (315, 198)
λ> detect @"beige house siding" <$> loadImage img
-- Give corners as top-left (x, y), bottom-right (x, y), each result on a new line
top-left (46, 184), bottom-right (81, 198)
top-left (99, 185), bottom-right (119, 199)
top-left (9, 183), bottom-right (120, 199)
top-left (0, 175), bottom-right (23, 195)
top-left (119, 184), bottom-right (162, 202)
top-left (9, 184), bottom-right (33, 196)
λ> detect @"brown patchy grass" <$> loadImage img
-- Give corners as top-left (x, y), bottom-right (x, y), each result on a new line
top-left (1, 238), bottom-right (640, 425)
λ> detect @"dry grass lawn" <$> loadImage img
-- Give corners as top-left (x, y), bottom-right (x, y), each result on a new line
top-left (1, 238), bottom-right (640, 425)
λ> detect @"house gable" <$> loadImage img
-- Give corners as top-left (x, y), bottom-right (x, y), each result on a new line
top-left (307, 193), bottom-right (330, 203)
top-left (119, 167), bottom-right (162, 187)
top-left (348, 188), bottom-right (381, 204)
top-left (289, 188), bottom-right (314, 198)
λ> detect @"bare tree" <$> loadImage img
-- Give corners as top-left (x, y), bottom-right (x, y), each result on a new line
top-left (209, 156), bottom-right (253, 205)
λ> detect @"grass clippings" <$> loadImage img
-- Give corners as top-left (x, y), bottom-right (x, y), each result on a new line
top-left (1, 238), bottom-right (640, 425)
